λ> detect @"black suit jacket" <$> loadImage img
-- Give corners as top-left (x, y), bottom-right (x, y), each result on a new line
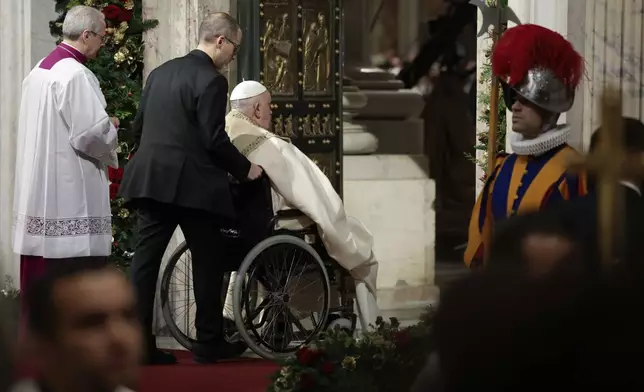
top-left (549, 184), bottom-right (644, 265)
top-left (119, 50), bottom-right (251, 218)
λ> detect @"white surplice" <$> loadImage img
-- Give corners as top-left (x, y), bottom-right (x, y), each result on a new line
top-left (225, 110), bottom-right (380, 329)
top-left (12, 57), bottom-right (117, 259)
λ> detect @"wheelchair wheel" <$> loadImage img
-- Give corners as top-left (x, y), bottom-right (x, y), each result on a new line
top-left (233, 235), bottom-right (332, 360)
top-left (160, 241), bottom-right (257, 357)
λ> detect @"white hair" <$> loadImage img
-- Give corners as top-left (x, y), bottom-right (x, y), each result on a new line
top-left (230, 97), bottom-right (259, 115)
top-left (62, 6), bottom-right (105, 40)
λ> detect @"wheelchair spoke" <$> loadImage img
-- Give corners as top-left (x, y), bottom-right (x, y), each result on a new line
top-left (163, 246), bottom-right (257, 348)
top-left (288, 309), bottom-right (307, 335)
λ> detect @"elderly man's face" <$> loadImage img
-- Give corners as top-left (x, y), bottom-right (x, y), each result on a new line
top-left (255, 91), bottom-right (272, 130)
top-left (82, 17), bottom-right (106, 59)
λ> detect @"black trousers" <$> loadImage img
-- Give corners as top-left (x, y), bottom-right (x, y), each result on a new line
top-left (130, 199), bottom-right (230, 353)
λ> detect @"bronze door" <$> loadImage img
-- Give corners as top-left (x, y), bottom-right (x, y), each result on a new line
top-left (237, 0), bottom-right (344, 196)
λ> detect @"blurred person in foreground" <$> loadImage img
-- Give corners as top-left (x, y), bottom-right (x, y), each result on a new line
top-left (487, 210), bottom-right (587, 277)
top-left (543, 117), bottom-right (644, 268)
top-left (225, 80), bottom-right (380, 331)
top-left (11, 261), bottom-right (141, 392)
top-left (464, 24), bottom-right (588, 269)
top-left (432, 264), bottom-right (644, 391)
top-left (118, 12), bottom-right (263, 364)
top-left (410, 210), bottom-right (586, 392)
top-left (13, 5), bottom-right (117, 335)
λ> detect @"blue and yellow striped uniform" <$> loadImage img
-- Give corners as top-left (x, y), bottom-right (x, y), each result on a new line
top-left (464, 144), bottom-right (588, 267)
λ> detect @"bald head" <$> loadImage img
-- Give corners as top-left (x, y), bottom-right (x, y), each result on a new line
top-left (198, 12), bottom-right (240, 44)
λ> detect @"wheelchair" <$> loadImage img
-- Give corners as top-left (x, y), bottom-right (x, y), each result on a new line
top-left (159, 176), bottom-right (358, 360)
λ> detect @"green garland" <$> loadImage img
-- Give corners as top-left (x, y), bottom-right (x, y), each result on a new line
top-left (268, 309), bottom-right (435, 392)
top-left (50, 0), bottom-right (158, 270)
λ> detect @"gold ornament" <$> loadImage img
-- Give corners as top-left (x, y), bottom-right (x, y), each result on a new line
top-left (113, 32), bottom-right (125, 43)
top-left (341, 356), bottom-right (357, 371)
top-left (124, 0), bottom-right (134, 10)
top-left (119, 21), bottom-right (129, 32)
top-left (114, 51), bottom-right (126, 63)
top-left (118, 209), bottom-right (130, 219)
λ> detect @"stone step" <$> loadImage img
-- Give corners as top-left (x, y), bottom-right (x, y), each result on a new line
top-left (354, 118), bottom-right (425, 154)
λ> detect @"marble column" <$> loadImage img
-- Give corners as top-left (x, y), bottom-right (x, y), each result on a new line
top-left (142, 0), bottom-right (237, 346)
top-left (342, 83), bottom-right (373, 154)
top-left (341, 0), bottom-right (437, 323)
top-left (0, 0), bottom-right (57, 287)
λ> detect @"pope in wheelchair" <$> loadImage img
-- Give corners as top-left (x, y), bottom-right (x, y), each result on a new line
top-left (160, 81), bottom-right (380, 360)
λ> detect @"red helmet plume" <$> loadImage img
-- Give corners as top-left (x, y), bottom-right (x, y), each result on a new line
top-left (492, 24), bottom-right (584, 89)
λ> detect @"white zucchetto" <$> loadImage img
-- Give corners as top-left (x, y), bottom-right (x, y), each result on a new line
top-left (230, 80), bottom-right (268, 100)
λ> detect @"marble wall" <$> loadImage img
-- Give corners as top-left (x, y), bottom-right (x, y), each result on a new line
top-left (142, 0), bottom-right (236, 83)
top-left (0, 0), bottom-right (57, 284)
top-left (576, 0), bottom-right (644, 148)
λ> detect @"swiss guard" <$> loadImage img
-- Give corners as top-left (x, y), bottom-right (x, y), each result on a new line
top-left (465, 24), bottom-right (588, 268)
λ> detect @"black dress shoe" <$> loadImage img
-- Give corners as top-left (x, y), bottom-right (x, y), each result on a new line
top-left (193, 341), bottom-right (247, 364)
top-left (145, 349), bottom-right (178, 365)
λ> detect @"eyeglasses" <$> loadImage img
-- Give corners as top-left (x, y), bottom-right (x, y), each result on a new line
top-left (89, 31), bottom-right (107, 43)
top-left (224, 36), bottom-right (240, 55)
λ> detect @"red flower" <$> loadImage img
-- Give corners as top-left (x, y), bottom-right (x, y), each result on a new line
top-left (117, 10), bottom-right (133, 22)
top-left (299, 372), bottom-right (315, 389)
top-left (108, 166), bottom-right (124, 182)
top-left (102, 4), bottom-right (122, 20)
top-left (295, 347), bottom-right (319, 366)
top-left (109, 182), bottom-right (120, 200)
top-left (320, 361), bottom-right (334, 375)
top-left (392, 330), bottom-right (410, 346)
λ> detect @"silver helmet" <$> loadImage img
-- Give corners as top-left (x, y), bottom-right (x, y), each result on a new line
top-left (508, 67), bottom-right (576, 113)
top-left (493, 24), bottom-right (584, 115)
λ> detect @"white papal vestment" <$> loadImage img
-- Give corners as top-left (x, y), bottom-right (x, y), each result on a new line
top-left (13, 45), bottom-right (117, 259)
top-left (225, 110), bottom-right (380, 329)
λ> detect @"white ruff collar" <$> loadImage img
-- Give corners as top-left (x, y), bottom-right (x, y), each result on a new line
top-left (509, 125), bottom-right (570, 156)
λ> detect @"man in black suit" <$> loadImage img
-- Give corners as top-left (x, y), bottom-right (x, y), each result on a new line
top-left (537, 117), bottom-right (644, 273)
top-left (119, 12), bottom-right (263, 365)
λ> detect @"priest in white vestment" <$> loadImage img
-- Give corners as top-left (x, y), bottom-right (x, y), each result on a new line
top-left (225, 81), bottom-right (380, 330)
top-left (12, 6), bottom-right (118, 328)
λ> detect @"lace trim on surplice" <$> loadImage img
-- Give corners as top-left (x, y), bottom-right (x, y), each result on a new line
top-left (14, 214), bottom-right (112, 237)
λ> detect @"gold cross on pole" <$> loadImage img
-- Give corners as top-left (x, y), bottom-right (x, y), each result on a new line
top-left (568, 85), bottom-right (644, 265)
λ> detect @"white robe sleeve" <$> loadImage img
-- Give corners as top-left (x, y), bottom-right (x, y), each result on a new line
top-left (255, 139), bottom-right (375, 273)
top-left (59, 70), bottom-right (118, 166)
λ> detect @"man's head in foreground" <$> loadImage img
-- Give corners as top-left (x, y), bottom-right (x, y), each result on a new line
top-left (25, 262), bottom-right (142, 392)
top-left (489, 210), bottom-right (584, 277)
top-left (230, 80), bottom-right (273, 130)
top-left (589, 116), bottom-right (644, 187)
